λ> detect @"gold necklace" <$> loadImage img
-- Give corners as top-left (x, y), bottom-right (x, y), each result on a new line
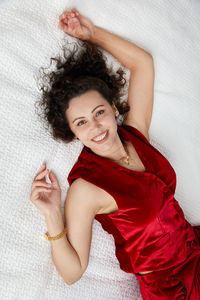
top-left (120, 154), bottom-right (131, 165)
top-left (115, 143), bottom-right (134, 166)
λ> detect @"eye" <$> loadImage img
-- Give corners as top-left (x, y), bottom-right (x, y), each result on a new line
top-left (77, 120), bottom-right (85, 126)
top-left (96, 109), bottom-right (104, 116)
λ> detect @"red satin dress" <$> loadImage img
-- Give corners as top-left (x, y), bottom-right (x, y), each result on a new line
top-left (67, 124), bottom-right (200, 299)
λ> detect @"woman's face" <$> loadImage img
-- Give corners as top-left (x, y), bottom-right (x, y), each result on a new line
top-left (66, 90), bottom-right (119, 154)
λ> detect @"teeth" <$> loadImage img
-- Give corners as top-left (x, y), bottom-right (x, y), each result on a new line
top-left (93, 131), bottom-right (107, 141)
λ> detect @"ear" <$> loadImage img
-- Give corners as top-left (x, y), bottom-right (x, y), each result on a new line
top-left (112, 102), bottom-right (119, 116)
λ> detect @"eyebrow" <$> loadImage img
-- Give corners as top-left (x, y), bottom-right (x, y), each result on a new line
top-left (72, 105), bottom-right (105, 123)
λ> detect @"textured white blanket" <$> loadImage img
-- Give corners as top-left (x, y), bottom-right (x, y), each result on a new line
top-left (0, 0), bottom-right (200, 299)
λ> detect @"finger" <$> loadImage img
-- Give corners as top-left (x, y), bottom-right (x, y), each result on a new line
top-left (35, 169), bottom-right (49, 181)
top-left (41, 162), bottom-right (46, 168)
top-left (68, 19), bottom-right (75, 31)
top-left (58, 21), bottom-right (69, 32)
top-left (59, 18), bottom-right (69, 27)
top-left (59, 14), bottom-right (64, 21)
top-left (38, 163), bottom-right (46, 173)
top-left (68, 17), bottom-right (79, 30)
top-left (60, 10), bottom-right (72, 20)
top-left (34, 163), bottom-right (46, 179)
top-left (31, 187), bottom-right (52, 199)
top-left (62, 19), bottom-right (75, 33)
top-left (61, 14), bottom-right (74, 25)
top-left (59, 12), bottom-right (78, 28)
top-left (48, 171), bottom-right (59, 187)
top-left (32, 181), bottom-right (52, 189)
top-left (71, 8), bottom-right (79, 16)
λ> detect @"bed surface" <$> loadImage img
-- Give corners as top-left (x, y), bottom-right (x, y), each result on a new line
top-left (0, 0), bottom-right (200, 299)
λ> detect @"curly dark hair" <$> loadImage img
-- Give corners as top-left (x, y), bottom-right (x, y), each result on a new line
top-left (34, 39), bottom-right (130, 143)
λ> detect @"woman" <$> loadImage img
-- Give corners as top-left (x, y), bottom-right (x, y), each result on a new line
top-left (31, 8), bottom-right (200, 299)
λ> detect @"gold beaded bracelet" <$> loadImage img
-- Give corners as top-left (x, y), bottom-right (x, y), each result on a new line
top-left (44, 227), bottom-right (67, 241)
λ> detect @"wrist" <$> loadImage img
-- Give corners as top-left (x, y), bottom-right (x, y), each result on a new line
top-left (45, 208), bottom-right (65, 237)
top-left (88, 25), bottom-right (99, 42)
top-left (44, 205), bottom-right (62, 218)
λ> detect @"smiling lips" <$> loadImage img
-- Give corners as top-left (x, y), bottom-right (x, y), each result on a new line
top-left (92, 130), bottom-right (108, 142)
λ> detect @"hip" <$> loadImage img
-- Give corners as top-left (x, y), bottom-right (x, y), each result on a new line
top-left (139, 240), bottom-right (199, 277)
top-left (135, 240), bottom-right (200, 299)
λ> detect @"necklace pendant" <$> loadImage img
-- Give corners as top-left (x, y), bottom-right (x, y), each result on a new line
top-left (122, 156), bottom-right (129, 165)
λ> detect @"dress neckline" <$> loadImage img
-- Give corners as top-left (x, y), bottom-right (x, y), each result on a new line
top-left (84, 124), bottom-right (151, 175)
top-left (107, 125), bottom-right (148, 174)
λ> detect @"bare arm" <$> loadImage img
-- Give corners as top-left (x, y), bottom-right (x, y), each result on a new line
top-left (45, 208), bottom-right (82, 285)
top-left (31, 163), bottom-right (98, 285)
top-left (89, 26), bottom-right (152, 70)
top-left (89, 26), bottom-right (154, 138)
top-left (59, 8), bottom-right (151, 70)
top-left (44, 178), bottom-right (101, 285)
top-left (59, 8), bottom-right (154, 138)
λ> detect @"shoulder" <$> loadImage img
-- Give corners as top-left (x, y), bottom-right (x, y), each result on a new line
top-left (121, 121), bottom-right (150, 142)
top-left (68, 178), bottom-right (103, 215)
top-left (70, 177), bottom-right (97, 193)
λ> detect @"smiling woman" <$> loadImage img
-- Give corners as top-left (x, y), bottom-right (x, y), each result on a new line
top-left (31, 7), bottom-right (200, 299)
top-left (65, 89), bottom-right (129, 160)
top-left (34, 41), bottom-right (130, 144)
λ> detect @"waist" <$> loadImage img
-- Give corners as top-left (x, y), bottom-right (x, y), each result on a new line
top-left (135, 239), bottom-right (200, 277)
top-left (136, 270), bottom-right (153, 275)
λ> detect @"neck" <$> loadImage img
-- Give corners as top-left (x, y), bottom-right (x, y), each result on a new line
top-left (110, 141), bottom-right (129, 162)
top-left (90, 135), bottom-right (128, 162)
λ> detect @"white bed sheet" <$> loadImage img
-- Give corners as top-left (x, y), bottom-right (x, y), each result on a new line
top-left (0, 0), bottom-right (200, 299)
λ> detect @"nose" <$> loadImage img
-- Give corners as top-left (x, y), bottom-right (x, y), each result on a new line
top-left (90, 119), bottom-right (103, 136)
top-left (92, 118), bottom-right (102, 128)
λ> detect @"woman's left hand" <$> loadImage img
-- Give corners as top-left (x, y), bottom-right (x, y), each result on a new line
top-left (58, 8), bottom-right (95, 40)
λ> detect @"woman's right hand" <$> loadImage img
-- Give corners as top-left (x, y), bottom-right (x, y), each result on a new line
top-left (58, 8), bottom-right (96, 41)
top-left (30, 163), bottom-right (62, 217)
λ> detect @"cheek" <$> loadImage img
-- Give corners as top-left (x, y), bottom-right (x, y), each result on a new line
top-left (73, 126), bottom-right (89, 140)
top-left (68, 122), bottom-right (81, 139)
top-left (102, 111), bottom-right (116, 122)
top-left (106, 114), bottom-right (118, 127)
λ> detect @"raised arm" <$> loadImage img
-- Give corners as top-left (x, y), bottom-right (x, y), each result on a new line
top-left (90, 26), bottom-right (152, 70)
top-left (89, 26), bottom-right (154, 140)
top-left (59, 8), bottom-right (155, 140)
